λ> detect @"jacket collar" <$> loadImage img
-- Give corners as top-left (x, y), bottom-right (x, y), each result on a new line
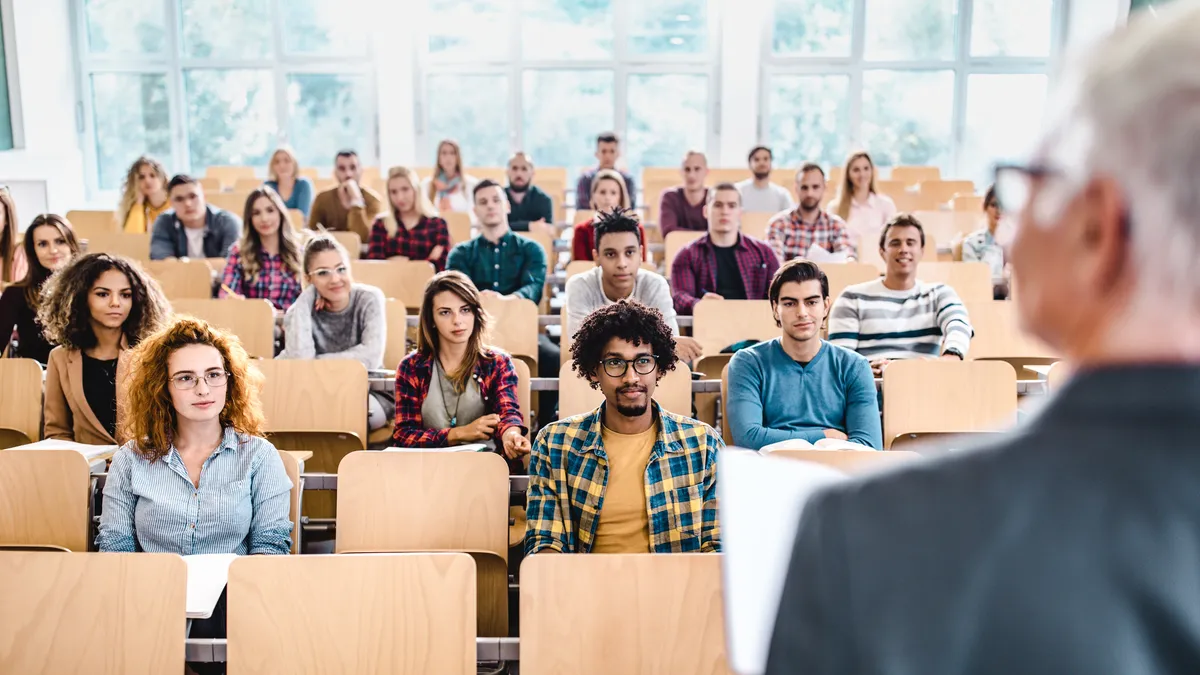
top-left (569, 400), bottom-right (683, 459)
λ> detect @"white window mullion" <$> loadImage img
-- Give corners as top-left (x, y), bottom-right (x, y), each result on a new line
top-left (271, 0), bottom-right (288, 153)
top-left (951, 0), bottom-right (974, 176)
top-left (509, 0), bottom-right (523, 156)
top-left (163, 0), bottom-right (190, 173)
top-left (849, 0), bottom-right (868, 149)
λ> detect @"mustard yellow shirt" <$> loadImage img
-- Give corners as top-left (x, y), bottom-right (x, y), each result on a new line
top-left (122, 198), bottom-right (171, 233)
top-left (591, 422), bottom-right (656, 553)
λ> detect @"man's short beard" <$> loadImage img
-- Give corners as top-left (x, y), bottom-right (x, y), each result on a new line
top-left (752, 170), bottom-right (770, 181)
top-left (615, 402), bottom-right (649, 418)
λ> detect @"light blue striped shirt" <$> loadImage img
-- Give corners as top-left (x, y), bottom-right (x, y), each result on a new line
top-left (96, 427), bottom-right (293, 555)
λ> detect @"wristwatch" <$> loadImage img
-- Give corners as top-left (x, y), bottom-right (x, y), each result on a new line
top-left (943, 348), bottom-right (964, 360)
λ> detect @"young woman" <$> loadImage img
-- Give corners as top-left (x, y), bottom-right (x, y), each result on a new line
top-left (39, 253), bottom-right (171, 444)
top-left (219, 187), bottom-right (305, 312)
top-left (0, 214), bottom-right (80, 362)
top-left (421, 139), bottom-right (477, 214)
top-left (279, 235), bottom-right (394, 431)
top-left (570, 169), bottom-right (647, 261)
top-left (116, 156), bottom-right (171, 234)
top-left (264, 146), bottom-right (315, 219)
top-left (962, 184), bottom-right (1010, 299)
top-left (365, 166), bottom-right (451, 271)
top-left (831, 151), bottom-right (897, 242)
top-left (0, 187), bottom-right (24, 283)
top-left (393, 271), bottom-right (530, 457)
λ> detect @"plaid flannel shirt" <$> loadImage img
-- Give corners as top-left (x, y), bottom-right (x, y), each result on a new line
top-left (219, 245), bottom-right (304, 311)
top-left (525, 401), bottom-right (721, 555)
top-left (670, 233), bottom-right (781, 315)
top-left (366, 215), bottom-right (451, 271)
top-left (765, 208), bottom-right (856, 261)
top-left (392, 348), bottom-right (525, 447)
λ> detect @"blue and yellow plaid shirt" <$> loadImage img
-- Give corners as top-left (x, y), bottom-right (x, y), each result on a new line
top-left (525, 401), bottom-right (721, 554)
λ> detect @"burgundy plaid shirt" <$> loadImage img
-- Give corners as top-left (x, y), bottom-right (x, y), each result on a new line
top-left (670, 233), bottom-right (781, 315)
top-left (219, 245), bottom-right (303, 311)
top-left (366, 215), bottom-right (451, 271)
top-left (765, 208), bottom-right (856, 261)
top-left (393, 348), bottom-right (526, 448)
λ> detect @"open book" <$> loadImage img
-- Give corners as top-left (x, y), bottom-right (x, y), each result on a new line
top-left (760, 437), bottom-right (876, 452)
top-left (5, 439), bottom-right (118, 461)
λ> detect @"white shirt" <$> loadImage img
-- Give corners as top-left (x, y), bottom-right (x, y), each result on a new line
top-left (183, 226), bottom-right (205, 259)
top-left (564, 267), bottom-right (678, 337)
top-left (736, 179), bottom-right (794, 214)
top-left (832, 192), bottom-right (898, 243)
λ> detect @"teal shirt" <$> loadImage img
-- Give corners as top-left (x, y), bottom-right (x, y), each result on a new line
top-left (506, 185), bottom-right (554, 232)
top-left (727, 338), bottom-right (882, 450)
top-left (447, 229), bottom-right (547, 303)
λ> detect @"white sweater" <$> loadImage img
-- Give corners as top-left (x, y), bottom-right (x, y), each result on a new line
top-left (828, 278), bottom-right (972, 359)
top-left (564, 267), bottom-right (679, 337)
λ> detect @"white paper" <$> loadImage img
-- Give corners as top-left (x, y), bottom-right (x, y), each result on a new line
top-left (5, 439), bottom-right (118, 461)
top-left (719, 449), bottom-right (847, 675)
top-left (184, 553), bottom-right (237, 619)
top-left (759, 437), bottom-right (877, 453)
top-left (383, 444), bottom-right (490, 453)
top-left (803, 243), bottom-right (849, 263)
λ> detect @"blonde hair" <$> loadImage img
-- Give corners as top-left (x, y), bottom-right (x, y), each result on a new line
top-left (239, 187), bottom-right (304, 284)
top-left (427, 139), bottom-right (464, 202)
top-left (267, 147), bottom-right (300, 182)
top-left (384, 166), bottom-right (438, 236)
top-left (115, 156), bottom-right (168, 228)
top-left (834, 151), bottom-right (877, 221)
top-left (591, 169), bottom-right (632, 210)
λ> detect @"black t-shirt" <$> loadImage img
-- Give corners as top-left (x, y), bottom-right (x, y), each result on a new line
top-left (82, 352), bottom-right (119, 439)
top-left (0, 285), bottom-right (53, 363)
top-left (713, 244), bottom-right (747, 300)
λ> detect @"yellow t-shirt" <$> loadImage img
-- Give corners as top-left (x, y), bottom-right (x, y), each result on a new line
top-left (591, 422), bottom-right (657, 553)
top-left (123, 199), bottom-right (171, 233)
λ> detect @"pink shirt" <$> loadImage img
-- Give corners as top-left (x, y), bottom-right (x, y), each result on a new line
top-left (833, 192), bottom-right (898, 244)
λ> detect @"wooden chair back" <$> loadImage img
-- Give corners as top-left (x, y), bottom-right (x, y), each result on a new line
top-left (912, 210), bottom-right (984, 244)
top-left (881, 360), bottom-right (1018, 448)
top-left (565, 260), bottom-right (595, 279)
top-left (207, 191), bottom-right (252, 215)
top-left (769, 167), bottom-right (797, 190)
top-left (298, 166), bottom-right (320, 180)
top-left (514, 358), bottom-right (532, 428)
top-left (720, 362), bottom-right (731, 444)
top-left (890, 190), bottom-right (942, 213)
top-left (665, 230), bottom-right (705, 278)
top-left (0, 358), bottom-right (43, 446)
top-left (382, 298), bottom-right (410, 371)
top-left (0, 450), bottom-right (91, 551)
top-left (145, 259), bottom-right (213, 300)
top-left (288, 208), bottom-right (305, 229)
top-left (444, 211), bottom-right (472, 246)
top-left (890, 166), bottom-right (941, 185)
top-left (966, 301), bottom-right (1059, 362)
top-left (351, 259), bottom-right (435, 310)
top-left (172, 298), bottom-right (276, 359)
top-left (740, 211), bottom-right (773, 240)
top-left (919, 180), bottom-right (975, 206)
top-left (573, 209), bottom-right (596, 225)
top-left (917, 261), bottom-right (994, 303)
top-left (822, 262), bottom-right (881, 305)
top-left (312, 177), bottom-right (338, 192)
top-left (558, 361), bottom-right (693, 419)
top-left (873, 180), bottom-right (908, 202)
top-left (233, 177), bottom-right (265, 192)
top-left (85, 232), bottom-right (151, 263)
top-left (482, 295), bottom-right (539, 369)
top-left (1047, 361), bottom-right (1071, 391)
top-left (255, 359), bottom-right (368, 449)
top-left (65, 209), bottom-right (119, 239)
top-left (765, 449), bottom-right (922, 474)
top-left (205, 165), bottom-right (257, 189)
top-left (327, 230), bottom-right (362, 259)
top-left (952, 194), bottom-right (985, 212)
top-left (692, 299), bottom-right (776, 358)
top-left (198, 176), bottom-right (222, 192)
top-left (277, 450), bottom-right (302, 554)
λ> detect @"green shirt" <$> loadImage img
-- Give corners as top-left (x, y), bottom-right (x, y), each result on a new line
top-left (505, 185), bottom-right (554, 232)
top-left (447, 229), bottom-right (547, 303)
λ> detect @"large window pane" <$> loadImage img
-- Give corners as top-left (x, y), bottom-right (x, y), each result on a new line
top-left (91, 73), bottom-right (171, 191)
top-left (628, 0), bottom-right (708, 55)
top-left (282, 0), bottom-right (370, 56)
top-left (962, 74), bottom-right (1047, 184)
top-left (626, 74), bottom-right (708, 180)
top-left (184, 69), bottom-right (276, 171)
top-left (971, 0), bottom-right (1053, 57)
top-left (287, 74), bottom-right (375, 169)
top-left (862, 70), bottom-right (954, 170)
top-left (426, 74), bottom-right (510, 169)
top-left (180, 0), bottom-right (272, 60)
top-left (767, 74), bottom-right (850, 169)
top-left (522, 70), bottom-right (614, 184)
top-left (428, 0), bottom-right (508, 60)
top-left (864, 0), bottom-right (956, 61)
top-left (84, 0), bottom-right (166, 55)
top-left (771, 0), bottom-right (853, 57)
top-left (521, 0), bottom-right (613, 60)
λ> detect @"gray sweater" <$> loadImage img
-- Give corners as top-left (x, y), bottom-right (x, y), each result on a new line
top-left (280, 283), bottom-right (386, 370)
top-left (564, 267), bottom-right (679, 337)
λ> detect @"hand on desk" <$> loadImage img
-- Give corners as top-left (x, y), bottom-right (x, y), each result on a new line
top-left (675, 335), bottom-right (703, 363)
top-left (501, 426), bottom-right (531, 459)
top-left (823, 429), bottom-right (848, 441)
top-left (448, 414), bottom-right (499, 444)
top-left (870, 358), bottom-right (892, 377)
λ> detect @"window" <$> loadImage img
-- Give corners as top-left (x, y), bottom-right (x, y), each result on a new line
top-left (626, 73), bottom-right (709, 173)
top-left (766, 75), bottom-right (850, 168)
top-left (90, 73), bottom-right (171, 190)
top-left (522, 70), bottom-right (615, 177)
top-left (427, 74), bottom-right (511, 168)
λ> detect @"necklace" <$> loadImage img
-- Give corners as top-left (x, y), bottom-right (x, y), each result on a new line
top-left (436, 360), bottom-right (462, 427)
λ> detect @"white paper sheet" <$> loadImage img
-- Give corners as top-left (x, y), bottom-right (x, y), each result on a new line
top-left (185, 553), bottom-right (237, 619)
top-left (5, 439), bottom-right (118, 461)
top-left (803, 243), bottom-right (850, 263)
top-left (383, 444), bottom-right (490, 453)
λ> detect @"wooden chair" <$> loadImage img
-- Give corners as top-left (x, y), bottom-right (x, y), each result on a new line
top-left (329, 230), bottom-right (363, 259)
top-left (881, 360), bottom-right (1018, 449)
top-left (664, 230), bottom-right (705, 278)
top-left (1047, 361), bottom-right (1071, 391)
top-left (769, 167), bottom-right (797, 190)
top-left (0, 551), bottom-right (185, 673)
top-left (207, 191), bottom-right (251, 215)
top-left (573, 209), bottom-right (596, 225)
top-left (720, 362), bottom-right (731, 444)
top-left (0, 358), bottom-right (43, 447)
top-left (65, 209), bottom-right (119, 239)
top-left (890, 190), bottom-right (942, 213)
top-left (288, 208), bottom-right (305, 229)
top-left (917, 261), bottom-right (994, 303)
top-left (912, 210), bottom-right (984, 244)
top-left (640, 167), bottom-right (677, 187)
top-left (919, 180), bottom-right (976, 206)
top-left (298, 166), bottom-right (320, 180)
top-left (0, 450), bottom-right (91, 551)
top-left (966, 301), bottom-right (1059, 371)
top-left (890, 166), bottom-right (941, 185)
top-left (765, 449), bottom-right (923, 474)
top-left (740, 211), bottom-right (774, 240)
top-left (336, 451), bottom-right (509, 637)
top-left (521, 553), bottom-right (732, 675)
top-left (171, 299), bottom-right (276, 359)
top-left (313, 177), bottom-right (338, 192)
top-left (822, 262), bottom-right (881, 306)
top-left (692, 299), bottom-right (776, 363)
top-left (233, 177), bottom-right (265, 192)
top-left (513, 358), bottom-right (532, 428)
top-left (227, 553), bottom-right (475, 675)
top-left (565, 260), bottom-right (595, 279)
top-left (952, 194), bottom-right (985, 212)
top-left (558, 361), bottom-right (693, 419)
top-left (197, 176), bottom-right (222, 193)
top-left (873, 180), bottom-right (908, 202)
top-left (84, 232), bottom-right (151, 263)
top-left (381, 298), bottom-right (410, 371)
top-left (360, 166), bottom-right (382, 185)
top-left (144, 259), bottom-right (213, 300)
top-left (351, 259), bottom-right (435, 311)
top-left (205, 165), bottom-right (256, 189)
top-left (444, 211), bottom-right (472, 246)
top-left (470, 167), bottom-right (507, 183)
top-left (482, 295), bottom-right (539, 372)
top-left (277, 450), bottom-right (302, 554)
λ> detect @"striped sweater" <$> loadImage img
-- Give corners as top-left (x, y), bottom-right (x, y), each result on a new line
top-left (828, 278), bottom-right (972, 360)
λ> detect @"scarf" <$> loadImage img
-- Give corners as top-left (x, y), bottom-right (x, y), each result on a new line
top-left (433, 171), bottom-right (462, 212)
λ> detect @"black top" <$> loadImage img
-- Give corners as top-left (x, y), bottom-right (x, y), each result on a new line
top-left (81, 352), bottom-right (119, 439)
top-left (0, 284), bottom-right (53, 364)
top-left (505, 185), bottom-right (554, 232)
top-left (712, 244), bottom-right (747, 300)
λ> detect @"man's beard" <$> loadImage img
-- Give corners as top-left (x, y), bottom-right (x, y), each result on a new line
top-left (800, 198), bottom-right (820, 211)
top-left (509, 181), bottom-right (529, 193)
top-left (615, 402), bottom-right (649, 417)
top-left (752, 170), bottom-right (770, 181)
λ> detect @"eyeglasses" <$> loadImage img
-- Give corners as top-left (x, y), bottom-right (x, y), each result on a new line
top-left (992, 163), bottom-right (1064, 215)
top-left (309, 265), bottom-right (349, 280)
top-left (170, 371), bottom-right (229, 390)
top-left (601, 355), bottom-right (657, 378)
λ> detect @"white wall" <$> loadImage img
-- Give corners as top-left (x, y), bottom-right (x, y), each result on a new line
top-left (716, 0), bottom-right (768, 167)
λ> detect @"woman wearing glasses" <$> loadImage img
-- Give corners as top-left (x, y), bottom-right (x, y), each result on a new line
top-left (0, 214), bottom-right (80, 362)
top-left (279, 235), bottom-right (394, 431)
top-left (39, 252), bottom-right (171, 444)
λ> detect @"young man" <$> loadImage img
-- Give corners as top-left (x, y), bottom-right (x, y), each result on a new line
top-left (565, 208), bottom-right (704, 362)
top-left (149, 174), bottom-right (241, 260)
top-left (727, 259), bottom-right (881, 451)
top-left (765, 163), bottom-right (855, 261)
top-left (307, 149), bottom-right (383, 241)
top-left (505, 151), bottom-right (554, 234)
top-left (736, 146), bottom-right (793, 214)
top-left (575, 132), bottom-right (637, 210)
top-left (829, 214), bottom-right (972, 375)
top-left (670, 182), bottom-right (780, 315)
top-left (525, 300), bottom-right (721, 554)
top-left (659, 150), bottom-right (710, 236)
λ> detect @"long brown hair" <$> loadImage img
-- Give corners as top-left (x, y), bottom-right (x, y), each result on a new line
top-left (17, 214), bottom-right (81, 307)
top-left (0, 188), bottom-right (18, 283)
top-left (427, 139), bottom-right (464, 203)
top-left (591, 169), bottom-right (632, 210)
top-left (37, 252), bottom-right (171, 351)
top-left (115, 156), bottom-right (169, 227)
top-left (239, 187), bottom-right (303, 283)
top-left (834, 151), bottom-right (878, 221)
top-left (417, 270), bottom-right (490, 393)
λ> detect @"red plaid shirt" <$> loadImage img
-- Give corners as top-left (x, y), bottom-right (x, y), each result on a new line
top-left (366, 215), bottom-right (451, 271)
top-left (219, 245), bottom-right (304, 311)
top-left (765, 208), bottom-right (856, 261)
top-left (393, 348), bottom-right (526, 447)
top-left (670, 233), bottom-right (781, 315)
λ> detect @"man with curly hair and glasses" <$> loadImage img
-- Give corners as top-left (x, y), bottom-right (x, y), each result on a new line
top-left (525, 300), bottom-right (721, 555)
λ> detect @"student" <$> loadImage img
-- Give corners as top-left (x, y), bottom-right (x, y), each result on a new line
top-left (659, 150), bottom-right (710, 237)
top-left (116, 155), bottom-right (171, 234)
top-left (264, 146), bottom-right (315, 219)
top-left (565, 207), bottom-right (703, 362)
top-left (219, 187), bottom-right (305, 313)
top-left (39, 253), bottom-right (171, 444)
top-left (0, 188), bottom-right (25, 284)
top-left (393, 270), bottom-right (531, 458)
top-left (366, 166), bottom-right (451, 271)
top-left (0, 214), bottom-right (80, 363)
top-left (505, 151), bottom-right (554, 234)
top-left (961, 184), bottom-right (1010, 300)
top-left (736, 146), bottom-right (793, 214)
top-left (307, 149), bottom-right (383, 241)
top-left (525, 300), bottom-right (721, 554)
top-left (830, 151), bottom-right (897, 243)
top-left (829, 214), bottom-right (973, 374)
top-left (670, 183), bottom-right (780, 315)
top-left (421, 139), bottom-right (478, 214)
top-left (280, 235), bottom-right (393, 431)
top-left (766, 163), bottom-right (855, 261)
top-left (727, 259), bottom-right (882, 451)
top-left (575, 132), bottom-right (637, 210)
top-left (149, 175), bottom-right (242, 260)
top-left (570, 169), bottom-right (647, 261)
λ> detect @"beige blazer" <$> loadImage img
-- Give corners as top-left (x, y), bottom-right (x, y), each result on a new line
top-left (43, 345), bottom-right (131, 445)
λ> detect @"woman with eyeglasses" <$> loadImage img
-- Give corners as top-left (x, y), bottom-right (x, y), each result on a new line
top-left (961, 184), bottom-right (1010, 299)
top-left (0, 214), bottom-right (80, 363)
top-left (38, 252), bottom-right (171, 444)
top-left (279, 235), bottom-right (394, 431)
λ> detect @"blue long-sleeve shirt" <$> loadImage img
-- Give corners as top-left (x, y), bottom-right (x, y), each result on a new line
top-left (727, 338), bottom-right (882, 450)
top-left (265, 177), bottom-right (315, 219)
